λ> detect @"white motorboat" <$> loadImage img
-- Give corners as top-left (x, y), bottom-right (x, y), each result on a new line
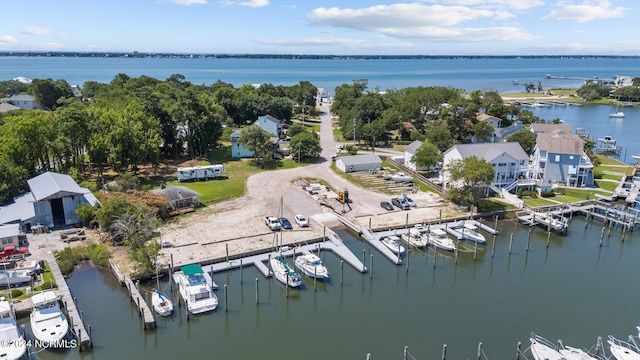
top-left (0, 270), bottom-right (32, 286)
top-left (598, 135), bottom-right (616, 145)
top-left (533, 212), bottom-right (567, 232)
top-left (460, 223), bottom-right (486, 244)
top-left (270, 255), bottom-right (302, 287)
top-left (380, 235), bottom-right (406, 254)
top-left (151, 290), bottom-right (173, 317)
top-left (388, 172), bottom-right (413, 183)
top-left (30, 290), bottom-right (69, 347)
top-left (401, 228), bottom-right (427, 248)
top-left (13, 260), bottom-right (42, 275)
top-left (174, 264), bottom-right (218, 314)
top-left (294, 251), bottom-right (329, 279)
top-left (558, 345), bottom-right (601, 360)
top-left (0, 297), bottom-right (26, 359)
top-left (609, 111), bottom-right (625, 118)
top-left (427, 228), bottom-right (457, 252)
top-left (608, 336), bottom-right (640, 360)
top-left (529, 333), bottom-right (565, 360)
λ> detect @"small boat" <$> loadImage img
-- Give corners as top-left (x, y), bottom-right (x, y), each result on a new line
top-left (380, 235), bottom-right (406, 254)
top-left (558, 345), bottom-right (601, 360)
top-left (532, 212), bottom-right (567, 232)
top-left (270, 255), bottom-right (302, 287)
top-left (401, 228), bottom-right (427, 248)
top-left (0, 269), bottom-right (32, 286)
top-left (597, 135), bottom-right (616, 145)
top-left (174, 264), bottom-right (218, 314)
top-left (609, 111), bottom-right (625, 118)
top-left (152, 290), bottom-right (173, 317)
top-left (608, 335), bottom-right (640, 360)
top-left (30, 290), bottom-right (69, 347)
top-left (0, 297), bottom-right (26, 359)
top-left (529, 333), bottom-right (565, 360)
top-left (460, 223), bottom-right (486, 244)
top-left (427, 228), bottom-right (457, 252)
top-left (388, 172), bottom-right (413, 183)
top-left (294, 251), bottom-right (329, 279)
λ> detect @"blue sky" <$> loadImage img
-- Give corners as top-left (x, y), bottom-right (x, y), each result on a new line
top-left (0, 0), bottom-right (637, 55)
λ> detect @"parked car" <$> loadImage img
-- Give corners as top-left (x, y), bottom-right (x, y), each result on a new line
top-left (380, 201), bottom-right (394, 211)
top-left (265, 216), bottom-right (282, 231)
top-left (0, 246), bottom-right (30, 261)
top-left (391, 197), bottom-right (410, 210)
top-left (278, 217), bottom-right (293, 230)
top-left (403, 196), bottom-right (416, 207)
top-left (294, 214), bottom-right (309, 227)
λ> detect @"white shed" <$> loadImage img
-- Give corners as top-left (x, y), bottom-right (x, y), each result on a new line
top-left (335, 154), bottom-right (382, 173)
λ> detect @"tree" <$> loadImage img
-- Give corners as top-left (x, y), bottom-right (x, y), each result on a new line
top-left (286, 123), bottom-right (307, 138)
top-left (425, 124), bottom-right (454, 153)
top-left (290, 132), bottom-right (321, 161)
top-left (473, 121), bottom-right (495, 143)
top-left (29, 78), bottom-right (73, 110)
top-left (507, 130), bottom-right (537, 156)
top-left (411, 141), bottom-right (442, 173)
top-left (238, 125), bottom-right (273, 168)
top-left (445, 156), bottom-right (494, 209)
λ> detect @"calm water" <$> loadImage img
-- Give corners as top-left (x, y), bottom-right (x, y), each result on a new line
top-left (28, 218), bottom-right (640, 360)
top-left (2, 56), bottom-right (640, 93)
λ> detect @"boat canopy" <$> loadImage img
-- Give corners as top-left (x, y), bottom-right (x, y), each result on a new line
top-left (431, 228), bottom-right (446, 236)
top-left (182, 264), bottom-right (204, 276)
top-left (463, 224), bottom-right (478, 230)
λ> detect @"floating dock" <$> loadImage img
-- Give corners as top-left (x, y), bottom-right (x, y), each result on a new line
top-left (45, 252), bottom-right (92, 349)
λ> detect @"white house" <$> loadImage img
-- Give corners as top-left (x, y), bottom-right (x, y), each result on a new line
top-left (441, 142), bottom-right (532, 192)
top-left (476, 113), bottom-right (502, 128)
top-left (317, 88), bottom-right (330, 103)
top-left (0, 224), bottom-right (20, 247)
top-left (0, 94), bottom-right (40, 110)
top-left (253, 115), bottom-right (281, 137)
top-left (404, 140), bottom-right (429, 171)
top-left (531, 133), bottom-right (594, 188)
top-left (335, 154), bottom-right (382, 173)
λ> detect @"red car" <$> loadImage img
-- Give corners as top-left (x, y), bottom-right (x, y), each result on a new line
top-left (0, 246), bottom-right (30, 260)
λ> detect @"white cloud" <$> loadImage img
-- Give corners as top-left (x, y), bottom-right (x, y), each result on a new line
top-left (543, 0), bottom-right (627, 22)
top-left (429, 0), bottom-right (544, 11)
top-left (21, 26), bottom-right (52, 36)
top-left (219, 0), bottom-right (268, 7)
top-left (0, 35), bottom-right (17, 43)
top-left (257, 37), bottom-right (366, 47)
top-left (171, 0), bottom-right (207, 5)
top-left (384, 26), bottom-right (536, 42)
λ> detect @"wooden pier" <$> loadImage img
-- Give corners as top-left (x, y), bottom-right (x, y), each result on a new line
top-left (45, 252), bottom-right (92, 350)
top-left (110, 258), bottom-right (155, 329)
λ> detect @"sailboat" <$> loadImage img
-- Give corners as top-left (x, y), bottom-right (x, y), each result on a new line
top-left (609, 100), bottom-right (625, 118)
top-left (151, 257), bottom-right (173, 317)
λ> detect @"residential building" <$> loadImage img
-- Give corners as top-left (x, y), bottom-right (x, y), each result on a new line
top-left (335, 154), bottom-right (382, 173)
top-left (476, 113), bottom-right (502, 128)
top-left (152, 186), bottom-right (201, 209)
top-left (475, 114), bottom-right (526, 143)
top-left (529, 123), bottom-right (572, 135)
top-left (0, 172), bottom-right (99, 231)
top-left (231, 114), bottom-right (282, 159)
top-left (0, 103), bottom-right (21, 112)
top-left (0, 94), bottom-right (40, 110)
top-left (404, 140), bottom-right (429, 171)
top-left (317, 88), bottom-right (330, 103)
top-left (0, 224), bottom-right (20, 247)
top-left (531, 133), bottom-right (594, 188)
top-left (253, 115), bottom-right (281, 137)
top-left (441, 142), bottom-right (532, 192)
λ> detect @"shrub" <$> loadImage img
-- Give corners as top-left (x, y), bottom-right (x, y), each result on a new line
top-left (35, 280), bottom-right (55, 291)
top-left (593, 171), bottom-right (603, 179)
top-left (10, 289), bottom-right (23, 298)
top-left (540, 191), bottom-right (556, 198)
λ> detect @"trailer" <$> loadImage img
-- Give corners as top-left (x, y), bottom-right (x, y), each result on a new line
top-left (177, 164), bottom-right (226, 182)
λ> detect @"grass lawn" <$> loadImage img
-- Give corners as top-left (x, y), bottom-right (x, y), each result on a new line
top-left (523, 198), bottom-right (559, 207)
top-left (597, 165), bottom-right (635, 176)
top-left (554, 187), bottom-right (610, 203)
top-left (596, 155), bottom-right (628, 166)
top-left (601, 173), bottom-right (624, 181)
top-left (383, 161), bottom-right (440, 194)
top-left (594, 180), bottom-right (618, 192)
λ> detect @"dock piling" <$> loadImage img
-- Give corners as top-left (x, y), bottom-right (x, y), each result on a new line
top-left (224, 284), bottom-right (228, 312)
top-left (370, 254), bottom-right (373, 279)
top-left (340, 260), bottom-right (344, 286)
top-left (240, 259), bottom-right (243, 284)
top-left (255, 278), bottom-right (259, 305)
top-left (526, 229), bottom-right (531, 252)
top-left (362, 249), bottom-right (366, 272)
top-left (442, 344), bottom-right (447, 360)
top-left (509, 233), bottom-right (513, 254)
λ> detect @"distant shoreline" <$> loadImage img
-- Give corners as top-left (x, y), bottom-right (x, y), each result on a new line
top-left (1, 52), bottom-right (640, 60)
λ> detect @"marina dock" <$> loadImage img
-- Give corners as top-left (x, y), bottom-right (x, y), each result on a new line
top-left (110, 258), bottom-right (156, 329)
top-left (45, 252), bottom-right (92, 349)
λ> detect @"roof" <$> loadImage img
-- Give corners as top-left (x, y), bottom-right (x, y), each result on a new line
top-left (445, 142), bottom-right (528, 162)
top-left (495, 122), bottom-right (525, 139)
top-left (0, 103), bottom-right (20, 112)
top-left (255, 115), bottom-right (280, 126)
top-left (0, 224), bottom-right (19, 239)
top-left (338, 154), bottom-right (382, 166)
top-left (182, 264), bottom-right (204, 276)
top-left (152, 186), bottom-right (201, 201)
top-left (530, 123), bottom-right (573, 134)
top-left (27, 171), bottom-right (92, 201)
top-left (536, 133), bottom-right (584, 154)
top-left (0, 193), bottom-right (35, 225)
top-left (6, 94), bottom-right (36, 102)
top-left (476, 113), bottom-right (502, 123)
top-left (405, 140), bottom-right (423, 155)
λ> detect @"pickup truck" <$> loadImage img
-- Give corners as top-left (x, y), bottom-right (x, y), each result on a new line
top-left (265, 216), bottom-right (282, 231)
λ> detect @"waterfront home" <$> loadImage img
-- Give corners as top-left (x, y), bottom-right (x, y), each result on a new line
top-left (476, 113), bottom-right (502, 128)
top-left (441, 142), bottom-right (533, 193)
top-left (529, 123), bottom-right (572, 135)
top-left (0, 94), bottom-right (40, 110)
top-left (335, 154), bottom-right (382, 173)
top-left (0, 171), bottom-right (99, 231)
top-left (531, 133), bottom-right (594, 189)
top-left (404, 140), bottom-right (429, 171)
top-left (475, 114), bottom-right (526, 143)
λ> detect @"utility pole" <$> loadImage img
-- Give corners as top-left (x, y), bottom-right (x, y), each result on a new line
top-left (353, 118), bottom-right (356, 145)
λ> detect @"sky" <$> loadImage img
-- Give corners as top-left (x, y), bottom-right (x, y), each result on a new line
top-left (0, 0), bottom-right (637, 55)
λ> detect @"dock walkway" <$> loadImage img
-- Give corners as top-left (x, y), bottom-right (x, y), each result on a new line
top-left (123, 275), bottom-right (156, 329)
top-left (45, 252), bottom-right (92, 349)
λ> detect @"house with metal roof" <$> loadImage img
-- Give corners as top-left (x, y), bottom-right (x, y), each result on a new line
top-left (404, 140), bottom-right (429, 171)
top-left (531, 133), bottom-right (594, 188)
top-left (441, 142), bottom-right (533, 192)
top-left (152, 186), bottom-right (201, 209)
top-left (253, 115), bottom-right (282, 137)
top-left (0, 171), bottom-right (99, 230)
top-left (0, 224), bottom-right (21, 248)
top-left (0, 94), bottom-right (40, 110)
top-left (529, 123), bottom-right (573, 135)
top-left (335, 154), bottom-right (382, 173)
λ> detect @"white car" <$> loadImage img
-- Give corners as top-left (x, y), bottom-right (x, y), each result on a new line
top-left (294, 214), bottom-right (309, 227)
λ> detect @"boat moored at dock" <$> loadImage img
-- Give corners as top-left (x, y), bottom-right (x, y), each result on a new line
top-left (174, 264), bottom-right (218, 314)
top-left (294, 251), bottom-right (329, 279)
top-left (458, 223), bottom-right (486, 244)
top-left (270, 255), bottom-right (302, 287)
top-left (427, 228), bottom-right (457, 252)
top-left (30, 290), bottom-right (69, 347)
top-left (380, 235), bottom-right (406, 254)
top-left (608, 335), bottom-right (640, 360)
top-left (0, 297), bottom-right (26, 359)
top-left (401, 227), bottom-right (428, 248)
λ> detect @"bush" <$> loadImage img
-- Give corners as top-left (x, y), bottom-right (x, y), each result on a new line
top-left (517, 190), bottom-right (537, 198)
top-left (35, 280), bottom-right (55, 291)
top-left (10, 289), bottom-right (23, 298)
top-left (540, 191), bottom-right (556, 198)
top-left (593, 171), bottom-right (603, 179)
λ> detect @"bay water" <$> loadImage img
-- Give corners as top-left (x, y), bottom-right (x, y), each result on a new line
top-left (28, 218), bottom-right (640, 360)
